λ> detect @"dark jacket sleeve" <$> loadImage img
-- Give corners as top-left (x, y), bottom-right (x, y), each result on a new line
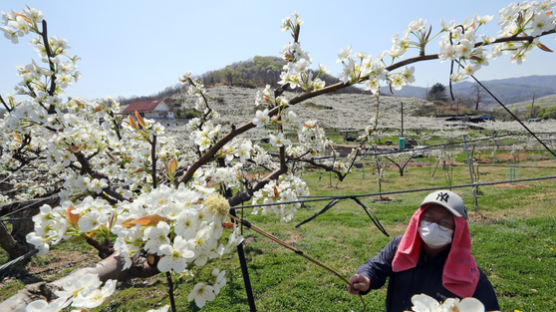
top-left (355, 236), bottom-right (401, 295)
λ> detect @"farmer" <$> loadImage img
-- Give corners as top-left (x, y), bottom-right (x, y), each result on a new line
top-left (347, 190), bottom-right (499, 311)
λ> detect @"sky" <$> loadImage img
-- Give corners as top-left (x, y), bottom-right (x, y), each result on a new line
top-left (1, 0), bottom-right (556, 100)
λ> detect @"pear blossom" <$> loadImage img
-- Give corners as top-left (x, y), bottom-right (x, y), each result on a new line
top-left (72, 279), bottom-right (117, 309)
top-left (25, 232), bottom-right (49, 255)
top-left (212, 269), bottom-right (227, 295)
top-left (25, 298), bottom-right (69, 312)
top-left (253, 109), bottom-right (269, 127)
top-left (157, 235), bottom-right (195, 273)
top-left (269, 132), bottom-right (292, 147)
top-left (409, 293), bottom-right (484, 312)
top-left (174, 211), bottom-right (200, 239)
top-left (188, 282), bottom-right (216, 308)
top-left (143, 221), bottom-right (171, 254)
top-left (146, 305), bottom-right (170, 312)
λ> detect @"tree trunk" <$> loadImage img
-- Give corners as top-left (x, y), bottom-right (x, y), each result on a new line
top-left (0, 251), bottom-right (159, 311)
top-left (0, 196), bottom-right (60, 260)
top-left (0, 222), bottom-right (26, 259)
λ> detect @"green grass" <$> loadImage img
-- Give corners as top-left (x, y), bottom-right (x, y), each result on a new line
top-left (1, 158), bottom-right (555, 311)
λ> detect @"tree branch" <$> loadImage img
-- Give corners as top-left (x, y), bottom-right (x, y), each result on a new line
top-left (0, 94), bottom-right (11, 112)
top-left (179, 30), bottom-right (555, 186)
top-left (40, 20), bottom-right (57, 114)
top-left (0, 251), bottom-right (160, 311)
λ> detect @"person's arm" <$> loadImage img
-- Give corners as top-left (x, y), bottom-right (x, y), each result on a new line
top-left (349, 236), bottom-right (401, 295)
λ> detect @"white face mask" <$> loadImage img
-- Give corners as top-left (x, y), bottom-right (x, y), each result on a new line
top-left (418, 220), bottom-right (453, 248)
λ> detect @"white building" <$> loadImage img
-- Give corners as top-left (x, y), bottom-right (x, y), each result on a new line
top-left (122, 99), bottom-right (174, 119)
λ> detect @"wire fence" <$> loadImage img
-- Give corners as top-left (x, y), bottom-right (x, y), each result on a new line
top-left (310, 134), bottom-right (556, 161)
top-left (231, 175), bottom-right (556, 210)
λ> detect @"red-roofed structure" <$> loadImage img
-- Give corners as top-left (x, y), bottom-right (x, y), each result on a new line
top-left (122, 99), bottom-right (173, 119)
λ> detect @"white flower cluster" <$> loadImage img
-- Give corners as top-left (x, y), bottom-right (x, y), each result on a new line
top-left (109, 185), bottom-right (243, 271)
top-left (498, 1), bottom-right (556, 37)
top-left (293, 119), bottom-right (331, 155)
top-left (221, 138), bottom-right (253, 163)
top-left (1, 7), bottom-right (42, 43)
top-left (25, 204), bottom-right (68, 256)
top-left (252, 84), bottom-right (289, 128)
top-left (409, 293), bottom-right (484, 312)
top-left (26, 273), bottom-right (116, 311)
top-left (438, 15), bottom-right (494, 81)
top-left (180, 74), bottom-right (223, 155)
top-left (337, 45), bottom-right (390, 94)
top-left (440, 1), bottom-right (556, 81)
top-left (278, 13), bottom-right (326, 91)
top-left (24, 183), bottom-right (242, 309)
top-left (252, 174), bottom-right (309, 222)
top-left (1, 8), bottom-right (180, 204)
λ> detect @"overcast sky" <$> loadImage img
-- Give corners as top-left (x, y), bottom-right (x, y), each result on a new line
top-left (1, 0), bottom-right (555, 100)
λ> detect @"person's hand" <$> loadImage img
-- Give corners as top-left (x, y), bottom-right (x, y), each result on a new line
top-left (347, 274), bottom-right (370, 294)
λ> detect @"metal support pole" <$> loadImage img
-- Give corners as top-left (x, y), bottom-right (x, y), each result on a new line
top-left (400, 102), bottom-right (404, 138)
top-left (230, 209), bottom-right (256, 312)
top-left (463, 135), bottom-right (479, 213)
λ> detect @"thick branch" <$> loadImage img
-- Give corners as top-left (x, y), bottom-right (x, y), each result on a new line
top-left (228, 168), bottom-right (285, 206)
top-left (40, 20), bottom-right (57, 113)
top-left (74, 152), bottom-right (108, 180)
top-left (0, 251), bottom-right (159, 311)
top-left (84, 236), bottom-right (114, 259)
top-left (0, 195), bottom-right (60, 218)
top-left (0, 221), bottom-right (26, 259)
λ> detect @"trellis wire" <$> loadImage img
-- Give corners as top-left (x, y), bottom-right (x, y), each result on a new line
top-left (456, 59), bottom-right (556, 158)
top-left (0, 217), bottom-right (32, 222)
top-left (231, 175), bottom-right (556, 210)
top-left (482, 164), bottom-right (556, 169)
top-left (0, 196), bottom-right (57, 218)
top-left (0, 249), bottom-right (38, 275)
top-left (311, 134), bottom-right (555, 161)
top-left (228, 214), bottom-right (367, 311)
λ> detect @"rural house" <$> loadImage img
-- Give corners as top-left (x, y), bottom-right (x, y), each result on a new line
top-left (122, 98), bottom-right (174, 119)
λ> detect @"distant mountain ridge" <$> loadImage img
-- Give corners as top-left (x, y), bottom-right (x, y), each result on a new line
top-left (381, 75), bottom-right (556, 108)
top-left (118, 56), bottom-right (556, 109)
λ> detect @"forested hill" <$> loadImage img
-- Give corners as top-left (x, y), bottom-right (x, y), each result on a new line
top-left (119, 56), bottom-right (363, 105)
top-left (200, 56), bottom-right (363, 92)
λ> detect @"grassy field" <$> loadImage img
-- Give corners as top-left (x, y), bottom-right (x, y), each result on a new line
top-left (1, 155), bottom-right (555, 311)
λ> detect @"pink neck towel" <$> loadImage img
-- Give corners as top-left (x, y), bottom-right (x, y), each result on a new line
top-left (391, 207), bottom-right (480, 298)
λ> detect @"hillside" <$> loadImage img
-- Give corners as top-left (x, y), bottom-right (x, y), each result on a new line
top-left (118, 56), bottom-right (365, 106)
top-left (381, 75), bottom-right (556, 108)
top-left (160, 85), bottom-right (449, 140)
top-left (199, 56), bottom-right (364, 93)
top-left (504, 93), bottom-right (556, 110)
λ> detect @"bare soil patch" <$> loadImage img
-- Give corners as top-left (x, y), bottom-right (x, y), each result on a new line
top-left (490, 183), bottom-right (530, 189)
top-left (26, 251), bottom-right (98, 278)
top-left (285, 231), bottom-right (302, 246)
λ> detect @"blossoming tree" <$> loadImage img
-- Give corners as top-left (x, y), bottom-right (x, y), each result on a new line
top-left (1, 2), bottom-right (555, 311)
